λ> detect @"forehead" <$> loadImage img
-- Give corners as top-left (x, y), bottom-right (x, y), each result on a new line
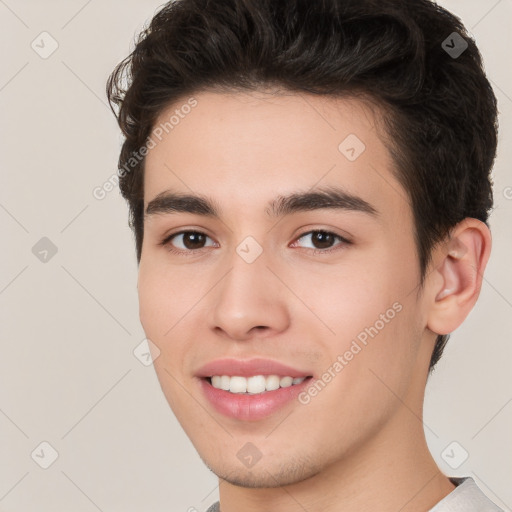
top-left (143, 90), bottom-right (410, 223)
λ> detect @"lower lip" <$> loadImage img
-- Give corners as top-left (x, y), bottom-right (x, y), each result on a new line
top-left (199, 378), bottom-right (312, 421)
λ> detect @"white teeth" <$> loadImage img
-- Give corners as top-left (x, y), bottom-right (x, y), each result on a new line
top-left (209, 375), bottom-right (308, 394)
top-left (247, 375), bottom-right (267, 394)
top-left (220, 375), bottom-right (231, 391)
top-left (280, 376), bottom-right (293, 388)
top-left (266, 375), bottom-right (280, 391)
top-left (229, 376), bottom-right (247, 393)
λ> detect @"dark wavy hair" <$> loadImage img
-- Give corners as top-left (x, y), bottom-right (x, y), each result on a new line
top-left (106, 0), bottom-right (498, 371)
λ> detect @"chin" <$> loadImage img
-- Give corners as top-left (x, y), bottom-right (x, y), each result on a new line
top-left (201, 454), bottom-right (323, 489)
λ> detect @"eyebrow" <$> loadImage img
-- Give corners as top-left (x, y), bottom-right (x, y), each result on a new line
top-left (145, 185), bottom-right (379, 220)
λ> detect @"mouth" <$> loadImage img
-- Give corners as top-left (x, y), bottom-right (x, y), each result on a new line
top-left (196, 359), bottom-right (314, 421)
top-left (200, 375), bottom-right (313, 421)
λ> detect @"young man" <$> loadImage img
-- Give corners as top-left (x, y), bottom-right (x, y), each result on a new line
top-left (107, 0), bottom-right (502, 510)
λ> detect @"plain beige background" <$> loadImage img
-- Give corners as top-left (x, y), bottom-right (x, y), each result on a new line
top-left (0, 1), bottom-right (511, 510)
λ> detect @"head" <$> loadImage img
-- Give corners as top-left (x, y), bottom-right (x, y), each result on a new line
top-left (107, 0), bottom-right (497, 488)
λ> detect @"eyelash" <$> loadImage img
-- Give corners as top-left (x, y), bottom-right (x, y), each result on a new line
top-left (159, 229), bottom-right (352, 256)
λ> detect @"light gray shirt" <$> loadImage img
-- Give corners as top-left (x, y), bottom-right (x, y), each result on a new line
top-left (205, 477), bottom-right (503, 511)
top-left (430, 477), bottom-right (503, 511)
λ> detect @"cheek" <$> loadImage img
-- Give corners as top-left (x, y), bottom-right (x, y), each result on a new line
top-left (137, 265), bottom-right (191, 407)
top-left (137, 269), bottom-right (167, 336)
top-left (309, 248), bottom-right (421, 377)
top-left (137, 260), bottom-right (193, 333)
top-left (290, 262), bottom-right (393, 340)
top-left (137, 260), bottom-right (208, 378)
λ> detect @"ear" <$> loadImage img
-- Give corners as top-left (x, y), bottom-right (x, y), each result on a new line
top-left (426, 218), bottom-right (492, 336)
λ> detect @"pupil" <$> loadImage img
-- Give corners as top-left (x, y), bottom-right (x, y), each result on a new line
top-left (313, 231), bottom-right (333, 249)
top-left (184, 232), bottom-right (205, 249)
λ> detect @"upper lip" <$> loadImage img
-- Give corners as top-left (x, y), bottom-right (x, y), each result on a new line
top-left (196, 358), bottom-right (312, 378)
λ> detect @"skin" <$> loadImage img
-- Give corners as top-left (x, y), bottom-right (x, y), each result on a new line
top-left (138, 90), bottom-right (491, 512)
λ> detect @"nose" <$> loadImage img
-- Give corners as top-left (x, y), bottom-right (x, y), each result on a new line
top-left (209, 250), bottom-right (290, 341)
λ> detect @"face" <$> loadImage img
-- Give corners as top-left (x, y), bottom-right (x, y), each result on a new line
top-left (138, 90), bottom-right (434, 487)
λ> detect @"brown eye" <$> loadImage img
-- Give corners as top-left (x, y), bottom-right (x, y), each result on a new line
top-left (293, 230), bottom-right (351, 253)
top-left (162, 231), bottom-right (215, 252)
top-left (310, 231), bottom-right (336, 249)
top-left (180, 232), bottom-right (207, 250)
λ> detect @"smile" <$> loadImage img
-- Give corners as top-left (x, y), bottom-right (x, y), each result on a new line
top-left (209, 375), bottom-right (307, 394)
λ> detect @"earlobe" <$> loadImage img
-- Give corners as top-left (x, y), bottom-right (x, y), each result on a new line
top-left (427, 219), bottom-right (491, 335)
